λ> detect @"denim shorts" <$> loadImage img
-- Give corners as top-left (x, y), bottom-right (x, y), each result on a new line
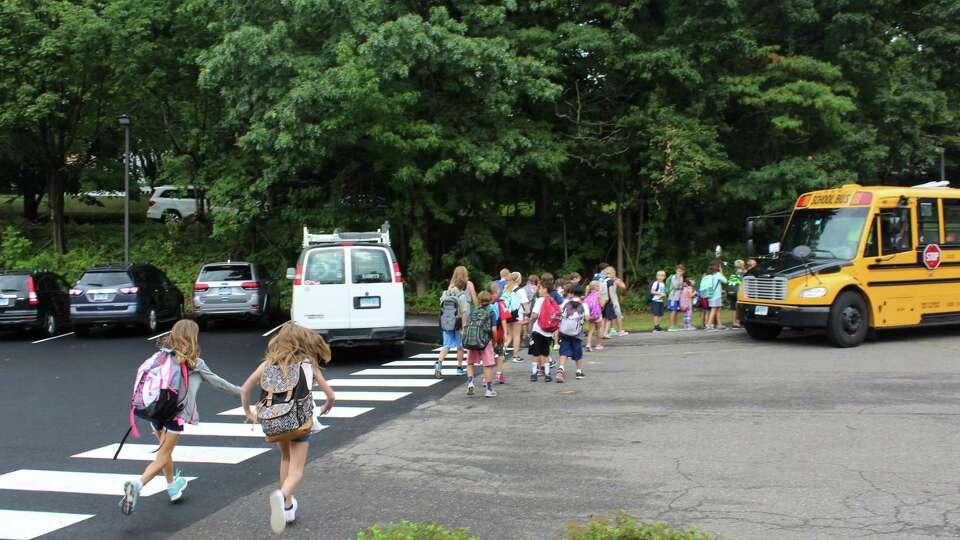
top-left (442, 330), bottom-right (462, 350)
top-left (558, 335), bottom-right (583, 361)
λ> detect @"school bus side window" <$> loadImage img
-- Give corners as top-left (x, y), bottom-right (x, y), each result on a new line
top-left (863, 218), bottom-right (878, 258)
top-left (943, 200), bottom-right (960, 245)
top-left (880, 208), bottom-right (912, 255)
top-left (917, 199), bottom-right (940, 245)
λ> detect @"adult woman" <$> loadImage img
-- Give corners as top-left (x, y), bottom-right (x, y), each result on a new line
top-left (503, 272), bottom-right (530, 363)
top-left (450, 266), bottom-right (479, 308)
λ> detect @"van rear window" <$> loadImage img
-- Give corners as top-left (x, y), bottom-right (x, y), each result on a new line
top-left (0, 275), bottom-right (27, 293)
top-left (304, 249), bottom-right (345, 285)
top-left (200, 265), bottom-right (252, 282)
top-left (78, 271), bottom-right (132, 287)
top-left (351, 249), bottom-right (391, 284)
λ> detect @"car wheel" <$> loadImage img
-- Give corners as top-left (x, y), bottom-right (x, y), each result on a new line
top-left (43, 313), bottom-right (57, 337)
top-left (826, 291), bottom-right (869, 348)
top-left (744, 322), bottom-right (781, 341)
top-left (162, 210), bottom-right (182, 224)
top-left (145, 307), bottom-right (159, 334)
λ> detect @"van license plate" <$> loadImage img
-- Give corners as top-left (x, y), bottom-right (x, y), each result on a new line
top-left (358, 297), bottom-right (380, 309)
top-left (93, 293), bottom-right (109, 302)
top-left (754, 305), bottom-right (768, 316)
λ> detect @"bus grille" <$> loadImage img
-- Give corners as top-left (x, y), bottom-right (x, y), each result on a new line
top-left (742, 276), bottom-right (787, 301)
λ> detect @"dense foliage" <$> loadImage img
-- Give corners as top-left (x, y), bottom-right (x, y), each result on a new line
top-left (1, 0), bottom-right (957, 289)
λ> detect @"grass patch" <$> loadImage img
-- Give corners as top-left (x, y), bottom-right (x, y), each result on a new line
top-left (0, 195), bottom-right (148, 220)
top-left (621, 309), bottom-right (736, 332)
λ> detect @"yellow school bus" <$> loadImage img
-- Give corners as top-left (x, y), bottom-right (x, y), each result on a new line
top-left (738, 182), bottom-right (960, 347)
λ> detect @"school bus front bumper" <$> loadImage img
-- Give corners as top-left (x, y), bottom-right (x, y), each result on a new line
top-left (738, 302), bottom-right (830, 329)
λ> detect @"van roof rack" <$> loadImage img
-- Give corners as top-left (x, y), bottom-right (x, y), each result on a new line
top-left (303, 221), bottom-right (391, 248)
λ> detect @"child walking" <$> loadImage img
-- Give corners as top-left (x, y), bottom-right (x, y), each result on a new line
top-left (465, 291), bottom-right (499, 397)
top-left (528, 276), bottom-right (556, 382)
top-left (680, 278), bottom-right (695, 330)
top-left (487, 281), bottom-right (509, 383)
top-left (120, 319), bottom-right (241, 515)
top-left (584, 281), bottom-right (605, 351)
top-left (503, 272), bottom-right (530, 364)
top-left (557, 285), bottom-right (588, 381)
top-left (650, 271), bottom-right (667, 332)
top-left (436, 278), bottom-right (470, 377)
top-left (701, 260), bottom-right (728, 330)
top-left (240, 323), bottom-right (335, 534)
top-left (666, 265), bottom-right (686, 331)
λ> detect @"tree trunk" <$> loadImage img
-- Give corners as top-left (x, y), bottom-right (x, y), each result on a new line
top-left (46, 169), bottom-right (67, 255)
top-left (616, 188), bottom-right (624, 278)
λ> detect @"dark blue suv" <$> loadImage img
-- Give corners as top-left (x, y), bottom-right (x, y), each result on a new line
top-left (70, 264), bottom-right (184, 336)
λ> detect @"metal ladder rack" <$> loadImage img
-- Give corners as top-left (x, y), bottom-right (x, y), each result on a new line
top-left (302, 221), bottom-right (391, 248)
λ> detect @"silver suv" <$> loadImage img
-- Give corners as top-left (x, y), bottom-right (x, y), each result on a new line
top-left (192, 262), bottom-right (279, 328)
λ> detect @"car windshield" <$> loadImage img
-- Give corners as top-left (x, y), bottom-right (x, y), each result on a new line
top-left (200, 265), bottom-right (252, 282)
top-left (78, 271), bottom-right (132, 287)
top-left (781, 207), bottom-right (869, 260)
top-left (0, 275), bottom-right (27, 293)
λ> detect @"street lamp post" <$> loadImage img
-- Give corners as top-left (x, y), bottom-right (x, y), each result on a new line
top-left (118, 115), bottom-right (131, 265)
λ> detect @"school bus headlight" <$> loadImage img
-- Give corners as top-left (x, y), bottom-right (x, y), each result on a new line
top-left (799, 287), bottom-right (828, 299)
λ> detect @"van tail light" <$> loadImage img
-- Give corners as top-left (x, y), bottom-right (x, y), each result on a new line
top-left (392, 262), bottom-right (403, 283)
top-left (69, 289), bottom-right (83, 296)
top-left (293, 265), bottom-right (303, 286)
top-left (148, 200), bottom-right (157, 207)
top-left (27, 277), bottom-right (39, 305)
top-left (241, 282), bottom-right (260, 290)
top-left (851, 191), bottom-right (873, 205)
top-left (193, 283), bottom-right (209, 292)
top-left (120, 287), bottom-right (139, 294)
top-left (796, 194), bottom-right (811, 208)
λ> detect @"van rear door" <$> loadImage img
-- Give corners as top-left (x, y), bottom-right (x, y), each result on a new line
top-left (294, 247), bottom-right (350, 330)
top-left (346, 247), bottom-right (404, 330)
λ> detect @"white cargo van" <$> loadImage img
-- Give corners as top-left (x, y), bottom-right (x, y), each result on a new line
top-left (286, 222), bottom-right (405, 350)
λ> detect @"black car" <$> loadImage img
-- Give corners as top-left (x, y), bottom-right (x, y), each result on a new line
top-left (0, 270), bottom-right (71, 337)
top-left (70, 263), bottom-right (185, 336)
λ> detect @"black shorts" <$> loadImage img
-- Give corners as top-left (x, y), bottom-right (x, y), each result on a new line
top-left (602, 302), bottom-right (617, 320)
top-left (151, 419), bottom-right (183, 433)
top-left (650, 301), bottom-right (665, 317)
top-left (528, 332), bottom-right (553, 357)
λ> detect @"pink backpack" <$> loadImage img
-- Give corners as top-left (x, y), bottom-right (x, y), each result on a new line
top-left (584, 291), bottom-right (602, 321)
top-left (114, 350), bottom-right (188, 458)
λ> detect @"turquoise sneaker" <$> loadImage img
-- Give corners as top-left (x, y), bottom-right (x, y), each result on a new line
top-left (120, 479), bottom-right (141, 515)
top-left (167, 470), bottom-right (187, 502)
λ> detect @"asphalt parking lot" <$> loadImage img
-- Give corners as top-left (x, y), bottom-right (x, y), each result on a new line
top-left (176, 327), bottom-right (960, 540)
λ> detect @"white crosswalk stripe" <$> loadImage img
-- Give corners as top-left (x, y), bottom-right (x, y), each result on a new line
top-left (384, 360), bottom-right (459, 367)
top-left (217, 406), bottom-right (373, 418)
top-left (411, 352), bottom-right (444, 358)
top-left (73, 444), bottom-right (270, 464)
top-left (181, 422), bottom-right (270, 437)
top-left (0, 469), bottom-right (196, 497)
top-left (327, 378), bottom-right (441, 387)
top-left (318, 390), bottom-right (410, 401)
top-left (0, 509), bottom-right (94, 540)
top-left (353, 368), bottom-right (460, 376)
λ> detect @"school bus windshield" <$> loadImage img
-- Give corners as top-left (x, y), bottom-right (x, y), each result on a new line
top-left (781, 207), bottom-right (870, 259)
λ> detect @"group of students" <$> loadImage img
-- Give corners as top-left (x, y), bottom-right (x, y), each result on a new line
top-left (647, 258), bottom-right (757, 332)
top-left (435, 263), bottom-right (630, 396)
top-left (118, 320), bottom-right (336, 535)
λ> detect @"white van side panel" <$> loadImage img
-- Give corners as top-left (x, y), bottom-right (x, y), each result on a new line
top-left (292, 247), bottom-right (350, 330)
top-left (346, 247), bottom-right (405, 329)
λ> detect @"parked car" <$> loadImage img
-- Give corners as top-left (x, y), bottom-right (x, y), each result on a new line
top-left (0, 270), bottom-right (71, 337)
top-left (287, 222), bottom-right (405, 352)
top-left (192, 261), bottom-right (279, 328)
top-left (146, 185), bottom-right (230, 223)
top-left (70, 263), bottom-right (184, 336)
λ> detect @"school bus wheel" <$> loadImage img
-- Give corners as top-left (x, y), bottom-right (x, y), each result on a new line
top-left (744, 322), bottom-right (781, 341)
top-left (826, 291), bottom-right (869, 348)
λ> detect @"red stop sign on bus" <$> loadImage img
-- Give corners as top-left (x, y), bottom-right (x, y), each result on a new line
top-left (923, 243), bottom-right (942, 270)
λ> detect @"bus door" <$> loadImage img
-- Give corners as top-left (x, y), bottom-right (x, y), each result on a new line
top-left (868, 200), bottom-right (923, 326)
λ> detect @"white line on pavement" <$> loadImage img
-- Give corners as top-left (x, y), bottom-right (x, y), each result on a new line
top-left (385, 360), bottom-right (459, 367)
top-left (31, 332), bottom-right (74, 344)
top-left (147, 330), bottom-right (170, 341)
top-left (353, 368), bottom-right (460, 376)
top-left (181, 422), bottom-right (269, 437)
top-left (217, 405), bottom-right (374, 419)
top-left (314, 390), bottom-right (410, 401)
top-left (0, 470), bottom-right (195, 497)
top-left (0, 509), bottom-right (94, 540)
top-left (73, 444), bottom-right (270, 464)
top-left (262, 322), bottom-right (287, 337)
top-left (327, 378), bottom-right (441, 388)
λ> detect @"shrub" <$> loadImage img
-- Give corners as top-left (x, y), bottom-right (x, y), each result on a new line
top-left (566, 514), bottom-right (719, 540)
top-left (357, 521), bottom-right (478, 540)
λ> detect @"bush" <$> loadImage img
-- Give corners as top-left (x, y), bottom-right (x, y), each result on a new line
top-left (566, 514), bottom-right (719, 540)
top-left (357, 521), bottom-right (478, 540)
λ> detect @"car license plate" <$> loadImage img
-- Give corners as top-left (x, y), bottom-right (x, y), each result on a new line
top-left (359, 296), bottom-right (380, 309)
top-left (0, 298), bottom-right (9, 307)
top-left (93, 293), bottom-right (110, 302)
top-left (754, 305), bottom-right (769, 316)
top-left (219, 288), bottom-right (232, 295)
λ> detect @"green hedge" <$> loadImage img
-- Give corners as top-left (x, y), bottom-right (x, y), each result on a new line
top-left (357, 521), bottom-right (478, 540)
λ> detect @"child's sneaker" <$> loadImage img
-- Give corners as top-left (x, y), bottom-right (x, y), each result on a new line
top-left (618, 331), bottom-right (630, 336)
top-left (511, 355), bottom-right (524, 363)
top-left (544, 373), bottom-right (553, 383)
top-left (555, 368), bottom-right (565, 383)
top-left (456, 366), bottom-right (466, 376)
top-left (576, 370), bottom-right (584, 379)
top-left (167, 470), bottom-right (187, 502)
top-left (548, 357), bottom-right (557, 368)
top-left (529, 372), bottom-right (538, 382)
top-left (595, 343), bottom-right (605, 351)
top-left (269, 489), bottom-right (286, 534)
top-left (485, 387), bottom-right (497, 398)
top-left (284, 496), bottom-right (298, 523)
top-left (585, 344), bottom-right (593, 352)
top-left (608, 330), bottom-right (617, 338)
top-left (467, 383), bottom-right (475, 396)
top-left (496, 372), bottom-right (506, 384)
top-left (119, 479), bottom-right (141, 515)
top-left (434, 361), bottom-right (443, 378)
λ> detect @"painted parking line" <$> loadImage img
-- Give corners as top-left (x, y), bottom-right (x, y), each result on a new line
top-left (261, 322), bottom-right (287, 337)
top-left (0, 470), bottom-right (196, 497)
top-left (217, 405), bottom-right (374, 419)
top-left (352, 368), bottom-right (460, 376)
top-left (73, 444), bottom-right (270, 464)
top-left (327, 378), bottom-right (441, 388)
top-left (384, 360), bottom-right (459, 367)
top-left (0, 509), bottom-right (94, 540)
top-left (315, 391), bottom-right (410, 401)
top-left (31, 332), bottom-right (74, 344)
top-left (147, 330), bottom-right (171, 341)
